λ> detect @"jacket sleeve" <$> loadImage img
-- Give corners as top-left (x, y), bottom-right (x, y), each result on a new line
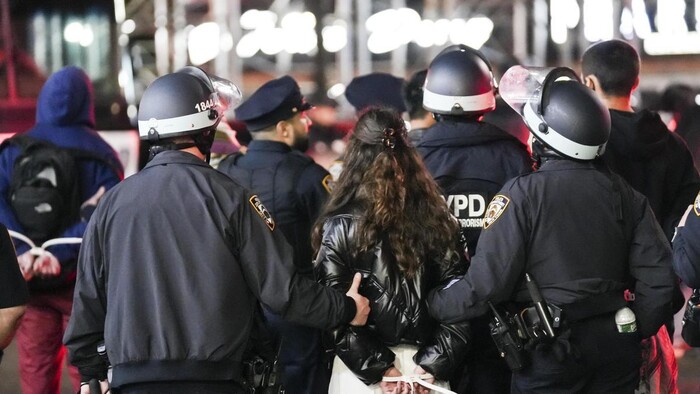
top-left (314, 217), bottom-right (395, 385)
top-left (673, 201), bottom-right (700, 288)
top-left (236, 197), bottom-right (355, 331)
top-left (663, 133), bottom-right (700, 241)
top-left (414, 247), bottom-right (471, 380)
top-left (63, 211), bottom-right (109, 381)
top-left (629, 195), bottom-right (676, 339)
top-left (428, 190), bottom-right (528, 323)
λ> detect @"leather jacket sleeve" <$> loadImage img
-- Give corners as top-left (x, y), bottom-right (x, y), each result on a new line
top-left (314, 216), bottom-right (395, 385)
top-left (415, 246), bottom-right (471, 380)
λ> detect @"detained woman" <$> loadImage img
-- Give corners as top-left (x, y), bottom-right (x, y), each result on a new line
top-left (313, 108), bottom-right (469, 394)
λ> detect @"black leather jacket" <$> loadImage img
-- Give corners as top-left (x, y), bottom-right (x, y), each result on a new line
top-left (314, 208), bottom-right (470, 385)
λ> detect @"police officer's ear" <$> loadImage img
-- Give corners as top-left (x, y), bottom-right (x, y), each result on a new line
top-left (275, 119), bottom-right (293, 142)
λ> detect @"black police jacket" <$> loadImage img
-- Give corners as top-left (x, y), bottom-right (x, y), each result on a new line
top-left (673, 191), bottom-right (700, 288)
top-left (314, 208), bottom-right (470, 385)
top-left (428, 159), bottom-right (676, 339)
top-left (416, 119), bottom-right (533, 257)
top-left (64, 151), bottom-right (356, 387)
top-left (218, 140), bottom-right (332, 276)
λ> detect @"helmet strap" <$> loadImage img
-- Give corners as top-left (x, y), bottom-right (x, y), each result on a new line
top-left (192, 129), bottom-right (216, 164)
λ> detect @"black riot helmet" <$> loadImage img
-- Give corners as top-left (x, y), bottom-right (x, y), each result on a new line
top-left (500, 66), bottom-right (610, 161)
top-left (137, 66), bottom-right (241, 159)
top-left (422, 44), bottom-right (497, 116)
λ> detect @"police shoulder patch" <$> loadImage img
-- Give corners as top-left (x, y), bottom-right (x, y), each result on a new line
top-left (249, 195), bottom-right (275, 231)
top-left (322, 174), bottom-right (334, 193)
top-left (694, 191), bottom-right (700, 217)
top-left (483, 194), bottom-right (510, 229)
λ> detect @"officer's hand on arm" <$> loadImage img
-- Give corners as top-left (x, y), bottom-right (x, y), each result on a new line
top-left (346, 272), bottom-right (370, 326)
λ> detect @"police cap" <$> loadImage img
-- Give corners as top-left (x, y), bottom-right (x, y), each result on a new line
top-left (345, 73), bottom-right (407, 113)
top-left (235, 75), bottom-right (312, 131)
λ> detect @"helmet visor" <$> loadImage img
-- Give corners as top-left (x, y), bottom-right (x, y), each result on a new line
top-left (499, 66), bottom-right (580, 116)
top-left (211, 74), bottom-right (243, 113)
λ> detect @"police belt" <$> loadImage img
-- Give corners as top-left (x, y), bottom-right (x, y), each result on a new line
top-left (556, 292), bottom-right (628, 323)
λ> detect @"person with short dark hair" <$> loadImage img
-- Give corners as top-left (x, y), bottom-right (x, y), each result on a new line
top-left (402, 69), bottom-right (435, 145)
top-left (581, 39), bottom-right (700, 243)
top-left (314, 107), bottom-right (469, 393)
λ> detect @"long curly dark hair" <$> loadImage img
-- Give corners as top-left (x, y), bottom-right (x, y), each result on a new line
top-left (312, 107), bottom-right (458, 277)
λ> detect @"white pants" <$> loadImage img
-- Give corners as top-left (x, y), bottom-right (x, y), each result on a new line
top-left (327, 344), bottom-right (451, 393)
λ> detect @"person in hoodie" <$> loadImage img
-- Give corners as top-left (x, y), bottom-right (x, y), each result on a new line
top-left (581, 39), bottom-right (700, 244)
top-left (581, 38), bottom-right (699, 392)
top-left (416, 45), bottom-right (532, 394)
top-left (0, 66), bottom-right (123, 394)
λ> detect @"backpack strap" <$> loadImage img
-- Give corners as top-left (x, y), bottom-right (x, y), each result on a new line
top-left (2, 134), bottom-right (124, 180)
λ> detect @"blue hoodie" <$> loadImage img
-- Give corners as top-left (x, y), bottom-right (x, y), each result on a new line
top-left (0, 66), bottom-right (124, 289)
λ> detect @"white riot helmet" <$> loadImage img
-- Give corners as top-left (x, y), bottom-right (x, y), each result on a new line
top-left (423, 44), bottom-right (497, 116)
top-left (137, 66), bottom-right (242, 143)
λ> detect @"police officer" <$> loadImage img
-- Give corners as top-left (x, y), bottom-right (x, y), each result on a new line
top-left (344, 72), bottom-right (407, 114)
top-left (417, 44), bottom-right (533, 393)
top-left (63, 67), bottom-right (370, 394)
top-left (673, 191), bottom-right (700, 288)
top-left (217, 75), bottom-right (333, 394)
top-left (328, 72), bottom-right (408, 182)
top-left (428, 66), bottom-right (676, 392)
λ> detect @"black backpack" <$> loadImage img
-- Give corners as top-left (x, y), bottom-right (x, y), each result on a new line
top-left (2, 134), bottom-right (116, 243)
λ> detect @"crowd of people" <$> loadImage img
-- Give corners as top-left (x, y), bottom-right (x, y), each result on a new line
top-left (1, 38), bottom-right (700, 394)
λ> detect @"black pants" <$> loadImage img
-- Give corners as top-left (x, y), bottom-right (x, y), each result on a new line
top-left (114, 380), bottom-right (246, 394)
top-left (512, 312), bottom-right (641, 393)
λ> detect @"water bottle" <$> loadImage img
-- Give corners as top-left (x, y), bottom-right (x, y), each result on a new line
top-left (615, 307), bottom-right (637, 333)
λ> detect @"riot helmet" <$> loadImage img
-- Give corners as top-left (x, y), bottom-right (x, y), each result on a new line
top-left (500, 66), bottom-right (610, 161)
top-left (137, 66), bottom-right (242, 159)
top-left (423, 44), bottom-right (497, 116)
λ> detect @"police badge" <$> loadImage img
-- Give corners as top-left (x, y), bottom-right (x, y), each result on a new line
top-left (483, 195), bottom-right (510, 229)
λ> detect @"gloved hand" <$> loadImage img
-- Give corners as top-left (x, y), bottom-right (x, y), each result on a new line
top-left (17, 251), bottom-right (35, 281)
top-left (32, 253), bottom-right (61, 277)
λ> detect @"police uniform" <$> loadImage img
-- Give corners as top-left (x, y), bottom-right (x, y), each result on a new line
top-left (673, 191), bottom-right (700, 288)
top-left (64, 150), bottom-right (356, 392)
top-left (416, 120), bottom-right (532, 258)
top-left (417, 119), bottom-right (532, 393)
top-left (428, 158), bottom-right (676, 392)
top-left (218, 76), bottom-right (332, 394)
